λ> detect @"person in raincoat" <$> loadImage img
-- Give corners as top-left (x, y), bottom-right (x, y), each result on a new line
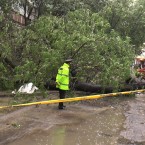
top-left (56, 59), bottom-right (73, 109)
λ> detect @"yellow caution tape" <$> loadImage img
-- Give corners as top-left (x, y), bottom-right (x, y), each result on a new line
top-left (0, 89), bottom-right (144, 109)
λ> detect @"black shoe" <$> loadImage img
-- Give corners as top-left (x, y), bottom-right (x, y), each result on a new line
top-left (58, 106), bottom-right (66, 110)
top-left (58, 107), bottom-right (63, 110)
top-left (58, 106), bottom-right (63, 109)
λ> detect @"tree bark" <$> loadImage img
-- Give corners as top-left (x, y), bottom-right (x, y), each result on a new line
top-left (45, 81), bottom-right (145, 93)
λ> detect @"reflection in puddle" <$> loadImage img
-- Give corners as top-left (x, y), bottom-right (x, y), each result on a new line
top-left (51, 126), bottom-right (66, 145)
top-left (7, 107), bottom-right (125, 145)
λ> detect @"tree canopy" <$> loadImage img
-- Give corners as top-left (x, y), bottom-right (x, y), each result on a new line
top-left (0, 0), bottom-right (144, 90)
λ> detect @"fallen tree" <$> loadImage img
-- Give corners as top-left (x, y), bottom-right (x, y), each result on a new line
top-left (46, 80), bottom-right (145, 94)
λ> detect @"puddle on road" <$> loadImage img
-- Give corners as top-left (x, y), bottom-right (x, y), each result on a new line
top-left (7, 106), bottom-right (125, 145)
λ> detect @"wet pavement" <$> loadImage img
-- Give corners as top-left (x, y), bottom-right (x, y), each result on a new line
top-left (0, 93), bottom-right (145, 145)
top-left (120, 94), bottom-right (145, 144)
top-left (4, 106), bottom-right (124, 145)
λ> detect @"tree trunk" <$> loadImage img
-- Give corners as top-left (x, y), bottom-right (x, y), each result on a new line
top-left (46, 81), bottom-right (145, 93)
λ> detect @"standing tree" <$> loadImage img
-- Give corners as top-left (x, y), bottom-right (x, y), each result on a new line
top-left (100, 0), bottom-right (145, 48)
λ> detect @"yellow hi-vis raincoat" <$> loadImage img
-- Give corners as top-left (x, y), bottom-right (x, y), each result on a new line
top-left (56, 63), bottom-right (70, 90)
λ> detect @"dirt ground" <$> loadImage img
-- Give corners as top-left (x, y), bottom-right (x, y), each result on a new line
top-left (0, 91), bottom-right (145, 145)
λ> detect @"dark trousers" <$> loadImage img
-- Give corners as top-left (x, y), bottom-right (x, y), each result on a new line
top-left (59, 89), bottom-right (66, 108)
